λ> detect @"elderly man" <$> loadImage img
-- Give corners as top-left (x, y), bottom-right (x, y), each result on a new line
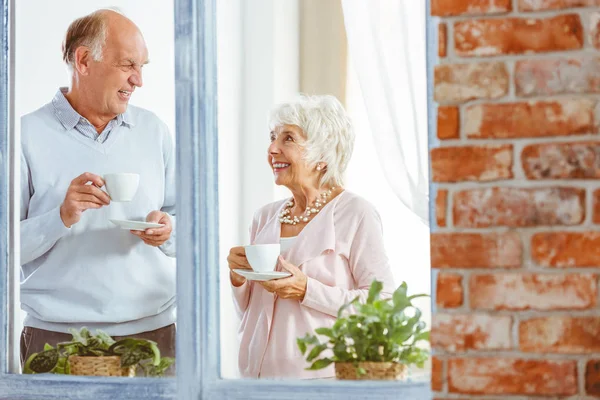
top-left (19, 9), bottom-right (176, 369)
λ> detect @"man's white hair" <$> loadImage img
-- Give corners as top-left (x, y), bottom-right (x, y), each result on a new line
top-left (268, 94), bottom-right (355, 188)
top-left (63, 7), bottom-right (125, 73)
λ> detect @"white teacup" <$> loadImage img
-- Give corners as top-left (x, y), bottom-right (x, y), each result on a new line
top-left (244, 243), bottom-right (281, 273)
top-left (103, 173), bottom-right (139, 202)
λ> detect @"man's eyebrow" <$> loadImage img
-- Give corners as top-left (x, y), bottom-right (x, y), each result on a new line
top-left (124, 59), bottom-right (150, 66)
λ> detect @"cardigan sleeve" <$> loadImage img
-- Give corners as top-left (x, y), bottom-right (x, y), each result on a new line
top-left (300, 205), bottom-right (396, 317)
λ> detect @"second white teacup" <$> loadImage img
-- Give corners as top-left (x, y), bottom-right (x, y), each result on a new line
top-left (103, 173), bottom-right (140, 202)
top-left (244, 243), bottom-right (281, 273)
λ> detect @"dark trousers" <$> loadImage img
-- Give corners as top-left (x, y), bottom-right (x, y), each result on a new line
top-left (20, 324), bottom-right (176, 376)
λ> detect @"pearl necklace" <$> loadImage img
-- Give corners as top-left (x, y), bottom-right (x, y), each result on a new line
top-left (279, 187), bottom-right (336, 225)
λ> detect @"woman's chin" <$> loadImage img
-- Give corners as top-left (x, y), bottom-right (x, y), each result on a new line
top-left (273, 176), bottom-right (289, 187)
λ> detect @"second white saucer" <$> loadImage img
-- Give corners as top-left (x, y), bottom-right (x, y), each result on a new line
top-left (109, 219), bottom-right (165, 231)
top-left (233, 269), bottom-right (291, 281)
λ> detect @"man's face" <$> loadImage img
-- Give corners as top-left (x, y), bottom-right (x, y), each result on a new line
top-left (86, 27), bottom-right (148, 118)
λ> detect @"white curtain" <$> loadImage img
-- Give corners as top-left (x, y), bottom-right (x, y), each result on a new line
top-left (341, 0), bottom-right (429, 225)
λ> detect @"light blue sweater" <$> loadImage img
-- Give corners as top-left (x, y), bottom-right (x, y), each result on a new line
top-left (20, 93), bottom-right (176, 335)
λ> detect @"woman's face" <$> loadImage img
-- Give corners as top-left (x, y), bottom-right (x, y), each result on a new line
top-left (268, 124), bottom-right (315, 189)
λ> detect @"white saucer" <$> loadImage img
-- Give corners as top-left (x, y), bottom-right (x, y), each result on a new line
top-left (233, 269), bottom-right (291, 281)
top-left (109, 219), bottom-right (165, 231)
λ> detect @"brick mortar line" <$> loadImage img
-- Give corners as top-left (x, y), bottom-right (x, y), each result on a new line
top-left (582, 6), bottom-right (594, 49)
top-left (438, 49), bottom-right (600, 65)
top-left (431, 351), bottom-right (600, 360)
top-left (431, 395), bottom-right (523, 400)
top-left (579, 358), bottom-right (587, 396)
top-left (433, 396), bottom-right (532, 400)
top-left (440, 51), bottom-right (600, 66)
top-left (432, 230), bottom-right (596, 238)
top-left (512, 143), bottom-right (520, 182)
top-left (457, 102), bottom-right (466, 141)
top-left (586, 185), bottom-right (595, 225)
top-left (436, 98), bottom-right (600, 109)
top-left (521, 227), bottom-right (533, 270)
top-left (433, 180), bottom-right (599, 189)
top-left (435, 309), bottom-right (600, 317)
top-left (434, 267), bottom-right (600, 273)
top-left (507, 59), bottom-right (516, 99)
top-left (462, 270), bottom-right (471, 312)
top-left (431, 224), bottom-right (599, 231)
top-left (597, 275), bottom-right (600, 309)
top-left (521, 231), bottom-right (540, 270)
top-left (437, 183), bottom-right (600, 194)
top-left (435, 7), bottom-right (600, 23)
top-left (512, 0), bottom-right (519, 16)
top-left (431, 226), bottom-right (600, 234)
top-left (447, 185), bottom-right (454, 229)
top-left (438, 224), bottom-right (598, 232)
top-left (511, 140), bottom-right (526, 181)
top-left (432, 396), bottom-right (530, 400)
top-left (447, 16), bottom-right (456, 59)
top-left (593, 188), bottom-right (599, 226)
top-left (511, 312), bottom-right (519, 350)
top-left (430, 179), bottom-right (600, 189)
top-left (434, 135), bottom-right (600, 146)
top-left (436, 305), bottom-right (469, 313)
top-left (435, 93), bottom-right (600, 108)
top-left (435, 306), bottom-right (470, 314)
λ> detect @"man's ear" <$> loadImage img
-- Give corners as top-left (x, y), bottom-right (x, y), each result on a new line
top-left (73, 46), bottom-right (92, 76)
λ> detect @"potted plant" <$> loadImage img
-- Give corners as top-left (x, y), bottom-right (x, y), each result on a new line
top-left (23, 327), bottom-right (175, 377)
top-left (297, 280), bottom-right (430, 380)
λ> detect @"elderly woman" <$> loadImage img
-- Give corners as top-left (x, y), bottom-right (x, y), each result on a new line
top-left (227, 95), bottom-right (395, 379)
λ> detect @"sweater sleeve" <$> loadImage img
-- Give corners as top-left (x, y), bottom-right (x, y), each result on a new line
top-left (158, 125), bottom-right (176, 258)
top-left (20, 149), bottom-right (71, 269)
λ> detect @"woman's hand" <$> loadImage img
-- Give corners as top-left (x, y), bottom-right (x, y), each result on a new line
top-left (259, 256), bottom-right (307, 301)
top-left (227, 246), bottom-right (252, 287)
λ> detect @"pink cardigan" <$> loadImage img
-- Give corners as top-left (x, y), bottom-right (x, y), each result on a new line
top-left (231, 191), bottom-right (396, 379)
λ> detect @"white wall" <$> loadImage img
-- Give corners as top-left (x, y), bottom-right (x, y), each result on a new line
top-left (15, 0), bottom-right (175, 134)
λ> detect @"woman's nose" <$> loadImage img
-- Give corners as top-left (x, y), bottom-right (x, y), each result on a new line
top-left (268, 142), bottom-right (280, 154)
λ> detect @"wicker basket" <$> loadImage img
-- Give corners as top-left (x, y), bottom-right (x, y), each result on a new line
top-left (68, 356), bottom-right (135, 377)
top-left (335, 361), bottom-right (407, 380)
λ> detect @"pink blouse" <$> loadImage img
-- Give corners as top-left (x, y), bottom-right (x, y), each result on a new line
top-left (231, 191), bottom-right (396, 379)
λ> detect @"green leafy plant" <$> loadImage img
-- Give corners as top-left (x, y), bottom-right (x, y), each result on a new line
top-left (23, 327), bottom-right (175, 377)
top-left (297, 280), bottom-right (430, 377)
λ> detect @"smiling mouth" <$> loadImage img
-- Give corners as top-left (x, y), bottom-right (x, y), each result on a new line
top-left (118, 90), bottom-right (132, 99)
top-left (273, 163), bottom-right (290, 172)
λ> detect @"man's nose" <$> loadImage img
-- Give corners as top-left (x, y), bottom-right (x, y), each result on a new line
top-left (130, 71), bottom-right (143, 88)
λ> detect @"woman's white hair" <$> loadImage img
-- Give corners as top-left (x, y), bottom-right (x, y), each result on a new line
top-left (268, 94), bottom-right (355, 188)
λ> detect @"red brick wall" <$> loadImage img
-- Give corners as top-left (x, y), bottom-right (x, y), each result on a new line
top-left (431, 0), bottom-right (600, 397)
